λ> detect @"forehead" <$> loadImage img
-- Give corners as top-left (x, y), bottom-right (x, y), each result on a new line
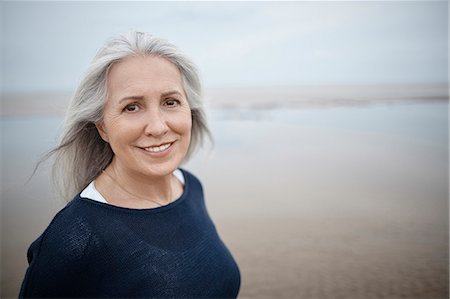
top-left (106, 55), bottom-right (183, 97)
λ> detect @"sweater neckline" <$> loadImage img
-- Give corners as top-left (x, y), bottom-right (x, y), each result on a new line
top-left (77, 168), bottom-right (190, 214)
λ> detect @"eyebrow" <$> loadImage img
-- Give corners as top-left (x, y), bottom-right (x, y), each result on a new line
top-left (118, 90), bottom-right (183, 104)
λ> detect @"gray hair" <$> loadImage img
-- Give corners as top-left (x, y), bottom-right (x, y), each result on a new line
top-left (49, 31), bottom-right (211, 201)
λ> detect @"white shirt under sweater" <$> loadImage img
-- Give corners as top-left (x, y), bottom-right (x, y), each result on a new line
top-left (80, 169), bottom-right (185, 203)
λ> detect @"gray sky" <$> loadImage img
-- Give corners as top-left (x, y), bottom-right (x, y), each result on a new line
top-left (1, 1), bottom-right (448, 94)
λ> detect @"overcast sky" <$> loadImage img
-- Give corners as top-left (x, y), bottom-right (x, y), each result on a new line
top-left (1, 1), bottom-right (448, 94)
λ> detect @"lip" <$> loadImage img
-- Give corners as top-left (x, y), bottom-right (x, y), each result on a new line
top-left (141, 141), bottom-right (176, 148)
top-left (137, 141), bottom-right (175, 157)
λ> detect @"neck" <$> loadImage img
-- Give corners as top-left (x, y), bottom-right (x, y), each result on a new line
top-left (104, 158), bottom-right (175, 206)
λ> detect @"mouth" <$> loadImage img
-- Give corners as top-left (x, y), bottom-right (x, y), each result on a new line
top-left (141, 142), bottom-right (174, 153)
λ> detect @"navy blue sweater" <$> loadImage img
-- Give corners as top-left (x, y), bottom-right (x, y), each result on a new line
top-left (19, 169), bottom-right (241, 298)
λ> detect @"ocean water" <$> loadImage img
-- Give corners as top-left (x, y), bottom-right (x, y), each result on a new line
top-left (1, 100), bottom-right (448, 298)
top-left (210, 101), bottom-right (448, 147)
top-left (2, 101), bottom-right (447, 163)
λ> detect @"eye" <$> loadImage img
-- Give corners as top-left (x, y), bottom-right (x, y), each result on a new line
top-left (123, 103), bottom-right (140, 113)
top-left (164, 98), bottom-right (180, 108)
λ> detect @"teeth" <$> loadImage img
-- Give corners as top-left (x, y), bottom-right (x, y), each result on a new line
top-left (144, 143), bottom-right (172, 153)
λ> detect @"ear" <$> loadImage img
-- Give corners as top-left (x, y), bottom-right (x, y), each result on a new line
top-left (96, 122), bottom-right (109, 142)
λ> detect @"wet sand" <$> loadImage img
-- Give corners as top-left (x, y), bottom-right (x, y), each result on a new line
top-left (1, 88), bottom-right (448, 298)
top-left (189, 125), bottom-right (448, 299)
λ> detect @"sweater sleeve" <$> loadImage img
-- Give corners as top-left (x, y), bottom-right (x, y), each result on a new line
top-left (19, 209), bottom-right (94, 298)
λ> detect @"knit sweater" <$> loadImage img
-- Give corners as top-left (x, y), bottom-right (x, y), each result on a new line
top-left (19, 169), bottom-right (241, 298)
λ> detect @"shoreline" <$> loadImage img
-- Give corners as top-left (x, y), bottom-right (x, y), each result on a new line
top-left (1, 84), bottom-right (448, 117)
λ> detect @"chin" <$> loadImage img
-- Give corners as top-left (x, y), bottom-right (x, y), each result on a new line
top-left (140, 159), bottom-right (183, 177)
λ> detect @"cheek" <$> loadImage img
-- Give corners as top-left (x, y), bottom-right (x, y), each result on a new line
top-left (185, 113), bottom-right (193, 132)
top-left (171, 110), bottom-right (192, 135)
top-left (184, 113), bottom-right (193, 137)
top-left (103, 115), bottom-right (138, 146)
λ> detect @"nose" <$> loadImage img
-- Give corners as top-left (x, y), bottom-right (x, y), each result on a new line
top-left (144, 109), bottom-right (169, 137)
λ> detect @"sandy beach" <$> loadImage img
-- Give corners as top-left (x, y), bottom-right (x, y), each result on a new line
top-left (1, 86), bottom-right (448, 298)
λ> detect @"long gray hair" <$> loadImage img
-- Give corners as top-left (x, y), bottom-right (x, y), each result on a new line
top-left (49, 31), bottom-right (210, 201)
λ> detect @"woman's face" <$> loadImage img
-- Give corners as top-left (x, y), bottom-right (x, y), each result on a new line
top-left (97, 55), bottom-right (192, 178)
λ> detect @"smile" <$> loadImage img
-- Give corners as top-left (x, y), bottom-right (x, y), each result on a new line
top-left (143, 142), bottom-right (173, 153)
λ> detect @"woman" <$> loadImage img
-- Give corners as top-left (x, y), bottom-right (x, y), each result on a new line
top-left (19, 31), bottom-right (241, 298)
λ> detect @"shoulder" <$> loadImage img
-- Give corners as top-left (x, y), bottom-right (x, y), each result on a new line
top-left (179, 168), bottom-right (202, 186)
top-left (28, 198), bottom-right (95, 263)
top-left (179, 168), bottom-right (204, 191)
top-left (43, 198), bottom-right (95, 241)
top-left (20, 198), bottom-right (98, 298)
